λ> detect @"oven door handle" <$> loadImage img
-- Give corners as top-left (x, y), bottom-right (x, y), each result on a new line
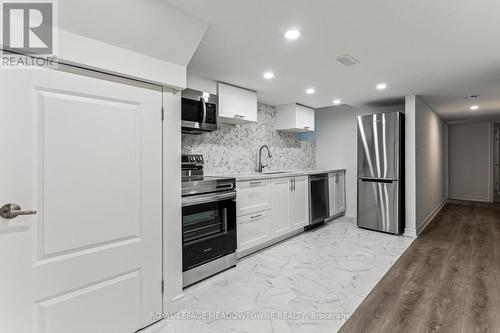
top-left (182, 191), bottom-right (236, 207)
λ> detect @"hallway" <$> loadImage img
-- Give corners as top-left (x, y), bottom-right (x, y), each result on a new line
top-left (340, 201), bottom-right (500, 333)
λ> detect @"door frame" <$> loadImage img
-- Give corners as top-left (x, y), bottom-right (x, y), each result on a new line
top-left (492, 122), bottom-right (500, 202)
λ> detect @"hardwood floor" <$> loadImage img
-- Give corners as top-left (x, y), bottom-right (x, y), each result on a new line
top-left (339, 201), bottom-right (500, 333)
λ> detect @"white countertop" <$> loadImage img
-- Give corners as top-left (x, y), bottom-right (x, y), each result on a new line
top-left (207, 168), bottom-right (346, 181)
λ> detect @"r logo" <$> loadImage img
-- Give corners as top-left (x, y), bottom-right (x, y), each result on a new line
top-left (2, 1), bottom-right (53, 55)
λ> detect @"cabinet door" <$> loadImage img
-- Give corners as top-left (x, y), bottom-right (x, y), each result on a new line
top-left (237, 210), bottom-right (271, 252)
top-left (335, 172), bottom-right (346, 213)
top-left (271, 178), bottom-right (291, 236)
top-left (296, 104), bottom-right (315, 131)
top-left (328, 173), bottom-right (336, 217)
top-left (218, 82), bottom-right (257, 124)
top-left (290, 176), bottom-right (309, 228)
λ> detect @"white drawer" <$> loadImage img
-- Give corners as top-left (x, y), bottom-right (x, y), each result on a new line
top-left (237, 210), bottom-right (271, 252)
top-left (236, 179), bottom-right (271, 216)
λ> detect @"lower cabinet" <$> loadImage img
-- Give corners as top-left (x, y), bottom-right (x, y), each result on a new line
top-left (289, 176), bottom-right (309, 228)
top-left (270, 177), bottom-right (291, 236)
top-left (270, 176), bottom-right (309, 237)
top-left (237, 210), bottom-right (271, 251)
top-left (328, 171), bottom-right (346, 217)
top-left (237, 175), bottom-right (309, 257)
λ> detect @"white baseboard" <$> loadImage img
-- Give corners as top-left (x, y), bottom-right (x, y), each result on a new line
top-left (237, 227), bottom-right (304, 259)
top-left (345, 210), bottom-right (356, 219)
top-left (171, 293), bottom-right (186, 313)
top-left (416, 200), bottom-right (446, 235)
top-left (449, 195), bottom-right (490, 202)
top-left (403, 228), bottom-right (417, 238)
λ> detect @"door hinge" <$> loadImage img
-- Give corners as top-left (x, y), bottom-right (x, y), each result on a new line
top-left (161, 280), bottom-right (165, 294)
top-left (161, 107), bottom-right (165, 121)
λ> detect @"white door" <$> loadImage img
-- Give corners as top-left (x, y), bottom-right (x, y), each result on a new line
top-left (290, 176), bottom-right (309, 228)
top-left (0, 68), bottom-right (163, 333)
top-left (271, 177), bottom-right (291, 236)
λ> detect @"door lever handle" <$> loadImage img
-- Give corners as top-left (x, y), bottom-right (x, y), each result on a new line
top-left (0, 203), bottom-right (37, 219)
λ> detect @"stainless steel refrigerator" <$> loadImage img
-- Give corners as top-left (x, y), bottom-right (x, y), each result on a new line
top-left (357, 112), bottom-right (404, 234)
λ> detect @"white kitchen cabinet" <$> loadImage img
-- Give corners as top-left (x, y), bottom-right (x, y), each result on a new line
top-left (290, 176), bottom-right (309, 228)
top-left (236, 179), bottom-right (271, 216)
top-left (270, 176), bottom-right (309, 237)
top-left (271, 177), bottom-right (292, 236)
top-left (218, 82), bottom-right (258, 124)
top-left (329, 171), bottom-right (346, 217)
top-left (237, 175), bottom-right (309, 257)
top-left (275, 103), bottom-right (315, 132)
top-left (237, 210), bottom-right (272, 252)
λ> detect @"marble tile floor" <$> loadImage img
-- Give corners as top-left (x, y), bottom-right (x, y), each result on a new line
top-left (145, 217), bottom-right (414, 333)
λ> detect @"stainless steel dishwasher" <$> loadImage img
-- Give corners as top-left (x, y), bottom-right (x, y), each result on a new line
top-left (307, 173), bottom-right (330, 229)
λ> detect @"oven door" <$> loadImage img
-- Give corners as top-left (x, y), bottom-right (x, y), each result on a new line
top-left (182, 191), bottom-right (236, 271)
top-left (181, 97), bottom-right (204, 130)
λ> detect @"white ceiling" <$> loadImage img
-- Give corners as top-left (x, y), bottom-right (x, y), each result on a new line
top-left (59, 0), bottom-right (209, 67)
top-left (166, 0), bottom-right (500, 121)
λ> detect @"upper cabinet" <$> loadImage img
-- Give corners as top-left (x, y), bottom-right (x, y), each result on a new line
top-left (275, 103), bottom-right (315, 132)
top-left (218, 82), bottom-right (258, 124)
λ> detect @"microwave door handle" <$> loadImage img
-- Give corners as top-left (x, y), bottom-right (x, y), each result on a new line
top-left (200, 97), bottom-right (207, 125)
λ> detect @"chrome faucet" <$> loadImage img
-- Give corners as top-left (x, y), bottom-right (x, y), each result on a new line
top-left (258, 145), bottom-right (272, 173)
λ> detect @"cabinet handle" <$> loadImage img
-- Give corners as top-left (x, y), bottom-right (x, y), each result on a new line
top-left (303, 126), bottom-right (310, 130)
top-left (250, 214), bottom-right (262, 219)
top-left (249, 181), bottom-right (262, 185)
top-left (234, 114), bottom-right (246, 119)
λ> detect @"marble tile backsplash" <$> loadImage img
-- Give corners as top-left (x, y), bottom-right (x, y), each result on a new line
top-left (182, 103), bottom-right (316, 175)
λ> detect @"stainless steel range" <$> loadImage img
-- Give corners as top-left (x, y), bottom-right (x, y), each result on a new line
top-left (181, 154), bottom-right (237, 287)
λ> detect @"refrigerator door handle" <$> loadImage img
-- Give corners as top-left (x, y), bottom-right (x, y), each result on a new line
top-left (359, 177), bottom-right (396, 183)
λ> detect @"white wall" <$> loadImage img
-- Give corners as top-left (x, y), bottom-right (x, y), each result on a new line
top-left (404, 96), bottom-right (417, 236)
top-left (55, 1), bottom-right (210, 89)
top-left (414, 97), bottom-right (446, 233)
top-left (315, 105), bottom-right (403, 218)
top-left (448, 122), bottom-right (492, 202)
top-left (58, 31), bottom-right (187, 90)
top-left (186, 73), bottom-right (218, 95)
top-left (60, 0), bottom-right (209, 67)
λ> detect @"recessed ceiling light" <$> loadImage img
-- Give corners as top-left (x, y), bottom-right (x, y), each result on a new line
top-left (376, 83), bottom-right (387, 90)
top-left (333, 99), bottom-right (342, 105)
top-left (263, 72), bottom-right (274, 79)
top-left (470, 105), bottom-right (479, 110)
top-left (284, 29), bottom-right (301, 40)
top-left (306, 88), bottom-right (315, 95)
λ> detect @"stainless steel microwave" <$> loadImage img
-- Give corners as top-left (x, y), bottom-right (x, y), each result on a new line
top-left (181, 88), bottom-right (218, 134)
